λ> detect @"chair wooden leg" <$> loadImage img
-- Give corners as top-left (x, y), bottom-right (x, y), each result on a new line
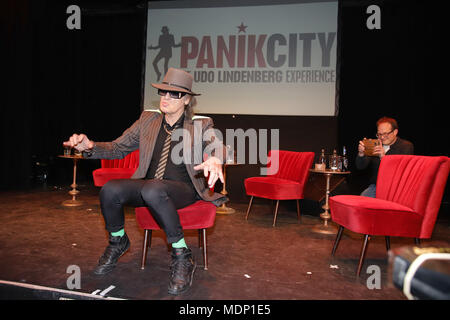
top-left (202, 228), bottom-right (208, 270)
top-left (331, 226), bottom-right (344, 256)
top-left (414, 238), bottom-right (421, 246)
top-left (141, 230), bottom-right (152, 270)
top-left (245, 196), bottom-right (254, 220)
top-left (385, 236), bottom-right (391, 251)
top-left (357, 235), bottom-right (370, 277)
top-left (272, 200), bottom-right (280, 227)
top-left (296, 199), bottom-right (301, 223)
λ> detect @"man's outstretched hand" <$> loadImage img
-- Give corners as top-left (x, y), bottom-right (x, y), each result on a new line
top-left (194, 156), bottom-right (224, 189)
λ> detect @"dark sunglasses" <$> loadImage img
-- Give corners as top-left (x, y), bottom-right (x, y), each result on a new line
top-left (157, 89), bottom-right (187, 99)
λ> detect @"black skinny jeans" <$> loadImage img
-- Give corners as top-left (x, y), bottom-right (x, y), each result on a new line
top-left (99, 178), bottom-right (198, 243)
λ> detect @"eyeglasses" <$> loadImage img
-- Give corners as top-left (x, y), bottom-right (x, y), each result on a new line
top-left (158, 89), bottom-right (187, 99)
top-left (376, 130), bottom-right (394, 138)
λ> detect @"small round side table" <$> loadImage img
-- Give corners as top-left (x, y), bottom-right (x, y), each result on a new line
top-left (58, 154), bottom-right (85, 207)
top-left (309, 169), bottom-right (350, 234)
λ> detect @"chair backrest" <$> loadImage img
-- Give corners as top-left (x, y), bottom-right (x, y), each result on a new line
top-left (101, 149), bottom-right (140, 169)
top-left (266, 150), bottom-right (315, 184)
top-left (376, 155), bottom-right (450, 238)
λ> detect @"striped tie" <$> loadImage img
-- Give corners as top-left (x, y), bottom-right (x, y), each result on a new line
top-left (154, 123), bottom-right (176, 180)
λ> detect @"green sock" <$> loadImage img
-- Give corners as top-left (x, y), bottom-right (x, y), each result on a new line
top-left (111, 229), bottom-right (125, 237)
top-left (172, 238), bottom-right (187, 249)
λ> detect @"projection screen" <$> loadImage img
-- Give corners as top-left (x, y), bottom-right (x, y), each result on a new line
top-left (143, 0), bottom-right (338, 116)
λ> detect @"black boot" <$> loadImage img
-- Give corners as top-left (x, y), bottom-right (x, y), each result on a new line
top-left (168, 247), bottom-right (196, 295)
top-left (93, 233), bottom-right (130, 275)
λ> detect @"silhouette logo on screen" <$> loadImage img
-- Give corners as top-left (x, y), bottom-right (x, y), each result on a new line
top-left (148, 26), bottom-right (181, 81)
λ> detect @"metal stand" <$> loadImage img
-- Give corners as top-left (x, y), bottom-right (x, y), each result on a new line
top-left (61, 156), bottom-right (84, 207)
top-left (311, 172), bottom-right (338, 234)
top-left (216, 163), bottom-right (236, 214)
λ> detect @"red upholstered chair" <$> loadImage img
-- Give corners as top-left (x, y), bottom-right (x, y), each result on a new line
top-left (244, 150), bottom-right (315, 227)
top-left (92, 150), bottom-right (139, 186)
top-left (330, 155), bottom-right (450, 276)
top-left (135, 200), bottom-right (216, 270)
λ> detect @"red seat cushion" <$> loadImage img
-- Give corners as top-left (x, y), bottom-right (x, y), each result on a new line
top-left (330, 195), bottom-right (423, 237)
top-left (244, 176), bottom-right (305, 200)
top-left (135, 200), bottom-right (216, 230)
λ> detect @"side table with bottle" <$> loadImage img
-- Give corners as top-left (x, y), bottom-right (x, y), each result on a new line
top-left (310, 147), bottom-right (350, 234)
top-left (59, 146), bottom-right (85, 207)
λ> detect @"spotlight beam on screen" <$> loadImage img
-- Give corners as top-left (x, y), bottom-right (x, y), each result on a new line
top-left (143, 0), bottom-right (338, 116)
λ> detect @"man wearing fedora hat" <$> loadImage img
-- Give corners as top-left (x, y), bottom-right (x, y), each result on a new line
top-left (63, 68), bottom-right (227, 295)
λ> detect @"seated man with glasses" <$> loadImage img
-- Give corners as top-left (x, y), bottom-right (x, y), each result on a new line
top-left (63, 68), bottom-right (227, 295)
top-left (356, 116), bottom-right (414, 197)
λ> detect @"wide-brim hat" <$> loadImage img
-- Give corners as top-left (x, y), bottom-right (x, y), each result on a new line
top-left (151, 68), bottom-right (200, 96)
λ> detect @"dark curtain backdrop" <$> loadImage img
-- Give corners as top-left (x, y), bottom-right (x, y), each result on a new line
top-left (338, 0), bottom-right (448, 156)
top-left (336, 0), bottom-right (449, 205)
top-left (1, 0), bottom-right (146, 189)
top-left (1, 0), bottom-right (448, 210)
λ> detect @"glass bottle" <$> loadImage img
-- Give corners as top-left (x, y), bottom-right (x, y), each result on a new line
top-left (342, 146), bottom-right (349, 171)
top-left (330, 149), bottom-right (338, 171)
top-left (316, 149), bottom-right (326, 171)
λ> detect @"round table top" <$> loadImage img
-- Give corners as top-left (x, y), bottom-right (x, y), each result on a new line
top-left (58, 154), bottom-right (84, 159)
top-left (309, 168), bottom-right (351, 175)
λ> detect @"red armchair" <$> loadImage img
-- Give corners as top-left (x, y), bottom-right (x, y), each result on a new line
top-left (92, 150), bottom-right (139, 187)
top-left (135, 200), bottom-right (217, 270)
top-left (330, 155), bottom-right (450, 276)
top-left (244, 150), bottom-right (315, 227)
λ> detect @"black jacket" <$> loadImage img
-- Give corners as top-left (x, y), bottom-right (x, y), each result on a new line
top-left (355, 137), bottom-right (414, 185)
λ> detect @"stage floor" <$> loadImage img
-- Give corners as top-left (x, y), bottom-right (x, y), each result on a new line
top-left (0, 184), bottom-right (449, 300)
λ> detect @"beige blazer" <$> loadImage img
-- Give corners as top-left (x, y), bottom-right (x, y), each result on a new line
top-left (85, 110), bottom-right (228, 206)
